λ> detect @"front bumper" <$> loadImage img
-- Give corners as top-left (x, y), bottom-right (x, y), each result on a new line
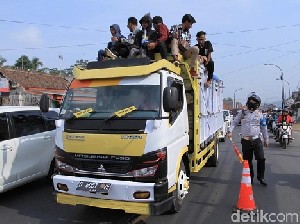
top-left (53, 175), bottom-right (172, 215)
top-left (54, 192), bottom-right (174, 215)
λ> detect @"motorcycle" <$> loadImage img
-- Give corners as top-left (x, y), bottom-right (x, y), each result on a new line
top-left (278, 122), bottom-right (293, 149)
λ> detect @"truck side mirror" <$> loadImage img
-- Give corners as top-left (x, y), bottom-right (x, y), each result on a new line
top-left (163, 87), bottom-right (179, 112)
top-left (40, 93), bottom-right (50, 112)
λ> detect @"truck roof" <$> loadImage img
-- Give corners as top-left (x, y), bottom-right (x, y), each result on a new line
top-left (73, 58), bottom-right (181, 80)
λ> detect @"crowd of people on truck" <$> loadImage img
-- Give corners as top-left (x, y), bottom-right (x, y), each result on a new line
top-left (97, 13), bottom-right (214, 87)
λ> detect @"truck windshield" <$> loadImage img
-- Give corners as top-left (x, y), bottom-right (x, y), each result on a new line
top-left (60, 85), bottom-right (160, 119)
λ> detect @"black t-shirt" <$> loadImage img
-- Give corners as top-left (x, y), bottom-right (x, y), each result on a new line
top-left (195, 41), bottom-right (214, 60)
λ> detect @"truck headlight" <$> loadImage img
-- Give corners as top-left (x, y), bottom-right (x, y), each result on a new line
top-left (131, 148), bottom-right (167, 178)
top-left (133, 165), bottom-right (158, 177)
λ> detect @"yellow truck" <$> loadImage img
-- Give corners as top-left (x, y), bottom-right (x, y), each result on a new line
top-left (50, 56), bottom-right (224, 215)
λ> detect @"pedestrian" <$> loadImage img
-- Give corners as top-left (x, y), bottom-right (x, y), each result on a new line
top-left (227, 92), bottom-right (269, 186)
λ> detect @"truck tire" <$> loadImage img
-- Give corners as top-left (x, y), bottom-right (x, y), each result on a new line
top-left (207, 140), bottom-right (219, 167)
top-left (170, 161), bottom-right (189, 213)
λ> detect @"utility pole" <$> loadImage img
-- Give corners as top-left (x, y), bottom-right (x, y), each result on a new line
top-left (265, 64), bottom-right (285, 109)
top-left (234, 88), bottom-right (242, 109)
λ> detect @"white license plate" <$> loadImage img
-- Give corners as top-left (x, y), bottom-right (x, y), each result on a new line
top-left (76, 181), bottom-right (111, 193)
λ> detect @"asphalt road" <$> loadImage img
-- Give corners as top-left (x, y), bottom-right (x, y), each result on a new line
top-left (1, 128), bottom-right (300, 224)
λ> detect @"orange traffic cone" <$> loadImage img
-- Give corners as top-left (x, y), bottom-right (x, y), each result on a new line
top-left (233, 160), bottom-right (257, 213)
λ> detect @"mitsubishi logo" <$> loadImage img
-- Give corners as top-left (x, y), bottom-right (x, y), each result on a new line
top-left (97, 164), bottom-right (106, 172)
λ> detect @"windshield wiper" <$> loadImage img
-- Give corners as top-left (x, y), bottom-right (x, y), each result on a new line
top-left (65, 108), bottom-right (94, 121)
top-left (104, 106), bottom-right (137, 123)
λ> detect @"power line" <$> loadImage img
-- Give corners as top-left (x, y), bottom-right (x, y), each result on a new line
top-left (214, 40), bottom-right (300, 59)
top-left (0, 18), bottom-right (106, 32)
top-left (1, 18), bottom-right (300, 36)
top-left (208, 23), bottom-right (300, 35)
top-left (0, 43), bottom-right (105, 51)
top-left (220, 52), bottom-right (295, 76)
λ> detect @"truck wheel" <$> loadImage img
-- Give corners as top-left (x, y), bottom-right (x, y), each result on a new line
top-left (207, 140), bottom-right (219, 167)
top-left (170, 161), bottom-right (189, 213)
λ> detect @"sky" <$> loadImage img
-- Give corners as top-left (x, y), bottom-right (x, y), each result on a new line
top-left (1, 0), bottom-right (300, 106)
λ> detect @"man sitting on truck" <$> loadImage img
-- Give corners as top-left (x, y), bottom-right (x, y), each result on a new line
top-left (97, 24), bottom-right (125, 61)
top-left (195, 31), bottom-right (214, 87)
top-left (121, 17), bottom-right (141, 58)
top-left (136, 13), bottom-right (157, 58)
top-left (146, 16), bottom-right (169, 60)
top-left (170, 14), bottom-right (199, 77)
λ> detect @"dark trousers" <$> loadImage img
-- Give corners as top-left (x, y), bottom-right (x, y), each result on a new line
top-left (147, 41), bottom-right (168, 60)
top-left (241, 138), bottom-right (266, 180)
top-left (206, 60), bottom-right (214, 81)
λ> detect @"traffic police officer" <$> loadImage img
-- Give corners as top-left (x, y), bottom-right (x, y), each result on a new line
top-left (227, 92), bottom-right (269, 186)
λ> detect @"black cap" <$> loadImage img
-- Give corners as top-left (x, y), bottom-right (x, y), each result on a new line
top-left (153, 16), bottom-right (163, 24)
top-left (182, 14), bottom-right (196, 24)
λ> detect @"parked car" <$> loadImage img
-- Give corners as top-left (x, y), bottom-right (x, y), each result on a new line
top-left (0, 106), bottom-right (58, 193)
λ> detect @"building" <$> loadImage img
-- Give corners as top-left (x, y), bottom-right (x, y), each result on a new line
top-left (291, 89), bottom-right (300, 120)
top-left (0, 68), bottom-right (68, 107)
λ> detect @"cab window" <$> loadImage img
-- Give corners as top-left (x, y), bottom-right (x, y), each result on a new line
top-left (0, 113), bottom-right (9, 141)
top-left (11, 111), bottom-right (47, 138)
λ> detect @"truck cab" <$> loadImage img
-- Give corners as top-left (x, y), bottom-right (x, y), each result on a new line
top-left (52, 57), bottom-right (224, 215)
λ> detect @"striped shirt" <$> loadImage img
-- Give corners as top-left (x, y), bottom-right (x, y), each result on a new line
top-left (170, 24), bottom-right (192, 45)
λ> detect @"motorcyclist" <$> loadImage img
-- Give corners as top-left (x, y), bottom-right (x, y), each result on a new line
top-left (266, 110), bottom-right (273, 131)
top-left (275, 108), bottom-right (293, 142)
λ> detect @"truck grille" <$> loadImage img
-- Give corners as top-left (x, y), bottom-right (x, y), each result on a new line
top-left (74, 159), bottom-right (132, 174)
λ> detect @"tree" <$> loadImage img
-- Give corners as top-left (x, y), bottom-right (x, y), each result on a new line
top-left (0, 55), bottom-right (7, 66)
top-left (48, 68), bottom-right (61, 76)
top-left (62, 67), bottom-right (73, 77)
top-left (75, 59), bottom-right (89, 67)
top-left (31, 57), bottom-right (43, 71)
top-left (14, 55), bottom-right (31, 70)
